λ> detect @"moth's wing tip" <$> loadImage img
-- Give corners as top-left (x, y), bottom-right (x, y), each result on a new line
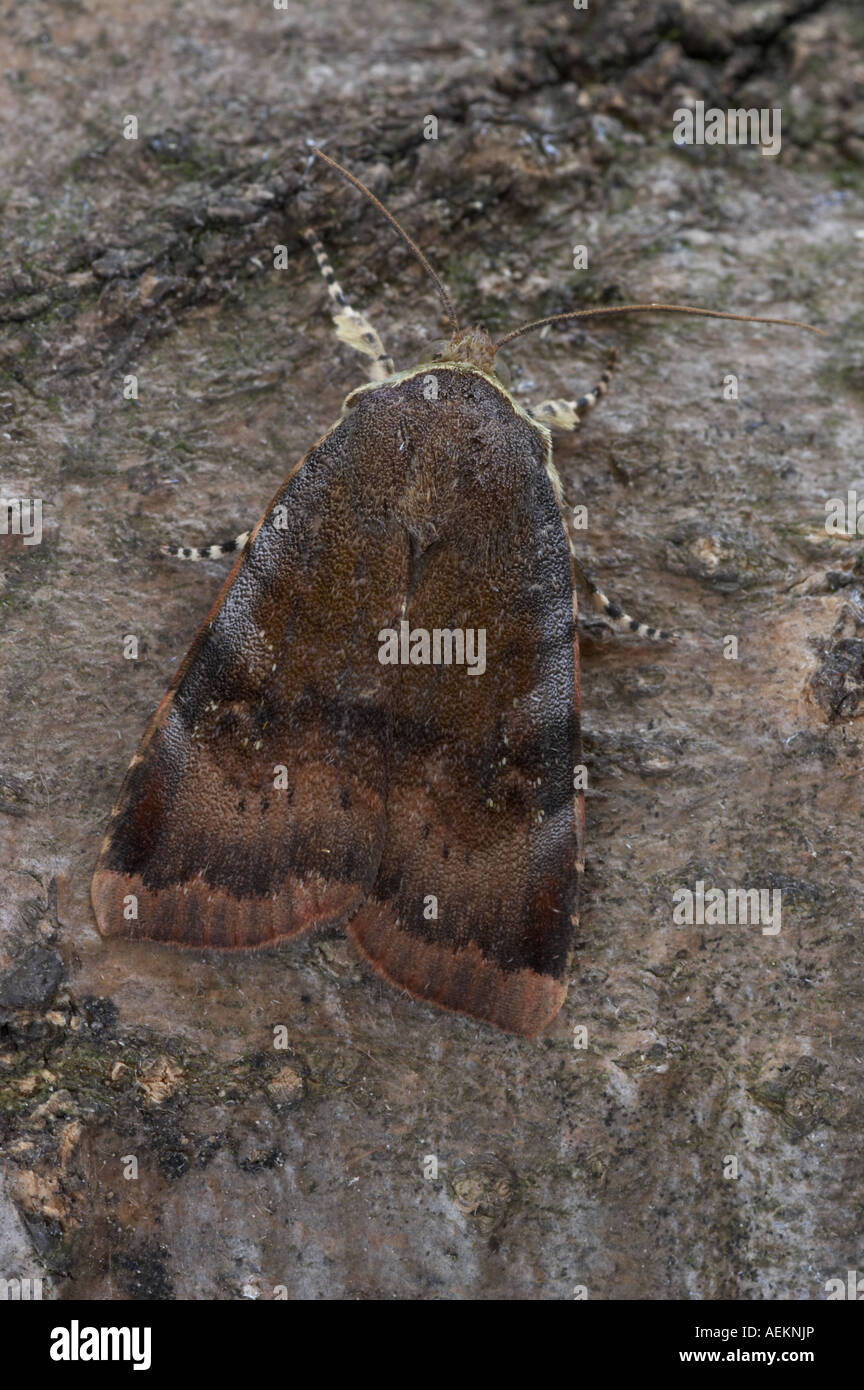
top-left (90, 866), bottom-right (126, 939)
top-left (91, 862), bottom-right (375, 950)
top-left (91, 860), bottom-right (198, 944)
top-left (346, 910), bottom-right (567, 1038)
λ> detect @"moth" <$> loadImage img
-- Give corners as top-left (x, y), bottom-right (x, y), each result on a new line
top-left (92, 149), bottom-right (821, 1035)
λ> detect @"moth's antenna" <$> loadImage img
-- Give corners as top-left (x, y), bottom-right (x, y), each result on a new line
top-left (494, 303), bottom-right (826, 352)
top-left (310, 146), bottom-right (459, 335)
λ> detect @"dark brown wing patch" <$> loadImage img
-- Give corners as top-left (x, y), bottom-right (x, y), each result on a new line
top-left (347, 369), bottom-right (582, 1034)
top-left (92, 406), bottom-right (411, 947)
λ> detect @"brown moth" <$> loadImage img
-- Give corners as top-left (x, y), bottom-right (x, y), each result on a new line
top-left (91, 150), bottom-right (822, 1035)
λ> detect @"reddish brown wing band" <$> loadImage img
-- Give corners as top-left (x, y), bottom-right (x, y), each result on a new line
top-left (92, 367), bottom-right (583, 1035)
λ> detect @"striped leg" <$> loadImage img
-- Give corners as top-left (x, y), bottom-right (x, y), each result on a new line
top-left (569, 551), bottom-right (673, 641)
top-left (535, 351), bottom-right (670, 641)
top-left (304, 228), bottom-right (395, 381)
top-left (161, 529), bottom-right (250, 561)
top-left (530, 349), bottom-right (618, 430)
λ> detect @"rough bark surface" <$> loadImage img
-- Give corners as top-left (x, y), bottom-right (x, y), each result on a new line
top-left (1, 0), bottom-right (863, 1300)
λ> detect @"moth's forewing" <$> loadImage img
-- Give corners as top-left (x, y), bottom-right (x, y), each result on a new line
top-left (92, 365), bottom-right (582, 1035)
top-left (92, 413), bottom-right (411, 947)
top-left (345, 368), bottom-right (582, 1035)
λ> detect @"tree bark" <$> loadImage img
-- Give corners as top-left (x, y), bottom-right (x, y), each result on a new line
top-left (1, 0), bottom-right (862, 1299)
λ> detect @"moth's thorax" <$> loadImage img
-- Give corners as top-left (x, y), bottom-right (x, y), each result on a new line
top-left (342, 353), bottom-right (552, 453)
top-left (437, 325), bottom-right (496, 373)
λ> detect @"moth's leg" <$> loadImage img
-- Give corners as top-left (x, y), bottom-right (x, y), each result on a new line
top-left (569, 551), bottom-right (673, 641)
top-left (303, 227), bottom-right (395, 381)
top-left (539, 348), bottom-right (669, 639)
top-left (530, 348), bottom-right (618, 430)
top-left (160, 529), bottom-right (250, 561)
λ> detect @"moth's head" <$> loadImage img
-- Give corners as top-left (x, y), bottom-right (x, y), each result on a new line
top-left (436, 326), bottom-right (496, 374)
